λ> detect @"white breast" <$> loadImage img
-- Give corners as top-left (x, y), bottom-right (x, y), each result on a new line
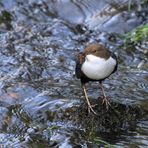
top-left (81, 54), bottom-right (116, 80)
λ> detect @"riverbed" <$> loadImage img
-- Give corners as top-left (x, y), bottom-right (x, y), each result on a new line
top-left (0, 0), bottom-right (148, 147)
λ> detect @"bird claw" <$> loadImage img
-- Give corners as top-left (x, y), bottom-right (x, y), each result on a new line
top-left (101, 96), bottom-right (111, 110)
top-left (87, 104), bottom-right (97, 115)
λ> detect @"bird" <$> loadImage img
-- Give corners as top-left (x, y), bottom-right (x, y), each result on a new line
top-left (75, 43), bottom-right (118, 114)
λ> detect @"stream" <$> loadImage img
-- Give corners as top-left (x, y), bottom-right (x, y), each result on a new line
top-left (0, 0), bottom-right (148, 147)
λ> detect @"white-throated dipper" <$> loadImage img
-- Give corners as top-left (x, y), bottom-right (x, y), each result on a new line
top-left (75, 43), bottom-right (117, 114)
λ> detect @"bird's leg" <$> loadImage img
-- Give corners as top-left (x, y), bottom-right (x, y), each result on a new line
top-left (82, 84), bottom-right (97, 115)
top-left (100, 82), bottom-right (111, 110)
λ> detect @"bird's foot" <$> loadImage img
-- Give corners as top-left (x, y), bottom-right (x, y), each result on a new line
top-left (87, 103), bottom-right (97, 115)
top-left (101, 96), bottom-right (111, 110)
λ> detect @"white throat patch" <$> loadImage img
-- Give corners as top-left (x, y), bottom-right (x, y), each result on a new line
top-left (81, 54), bottom-right (116, 80)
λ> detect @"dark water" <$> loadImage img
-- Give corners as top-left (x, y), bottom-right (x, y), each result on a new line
top-left (0, 0), bottom-right (148, 147)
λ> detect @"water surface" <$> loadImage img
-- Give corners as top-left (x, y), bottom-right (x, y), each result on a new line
top-left (0, 0), bottom-right (148, 147)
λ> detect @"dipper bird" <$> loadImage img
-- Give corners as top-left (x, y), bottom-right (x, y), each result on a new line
top-left (75, 43), bottom-right (117, 114)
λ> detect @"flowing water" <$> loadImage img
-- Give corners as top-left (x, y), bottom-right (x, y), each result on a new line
top-left (0, 0), bottom-right (148, 147)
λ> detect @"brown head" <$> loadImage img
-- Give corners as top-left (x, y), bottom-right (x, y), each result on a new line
top-left (83, 43), bottom-right (111, 60)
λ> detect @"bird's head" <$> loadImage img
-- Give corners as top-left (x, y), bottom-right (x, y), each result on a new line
top-left (83, 43), bottom-right (110, 60)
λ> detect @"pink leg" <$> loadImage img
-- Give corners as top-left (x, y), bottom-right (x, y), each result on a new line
top-left (100, 82), bottom-right (111, 110)
top-left (82, 84), bottom-right (97, 115)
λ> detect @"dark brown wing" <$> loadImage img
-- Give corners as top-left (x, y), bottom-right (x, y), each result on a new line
top-left (75, 52), bottom-right (85, 79)
top-left (110, 52), bottom-right (118, 74)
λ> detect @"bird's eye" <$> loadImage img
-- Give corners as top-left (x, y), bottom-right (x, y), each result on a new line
top-left (94, 50), bottom-right (97, 53)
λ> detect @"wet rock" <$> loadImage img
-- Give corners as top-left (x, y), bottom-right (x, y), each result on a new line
top-left (0, 0), bottom-right (147, 147)
top-left (0, 107), bottom-right (9, 130)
